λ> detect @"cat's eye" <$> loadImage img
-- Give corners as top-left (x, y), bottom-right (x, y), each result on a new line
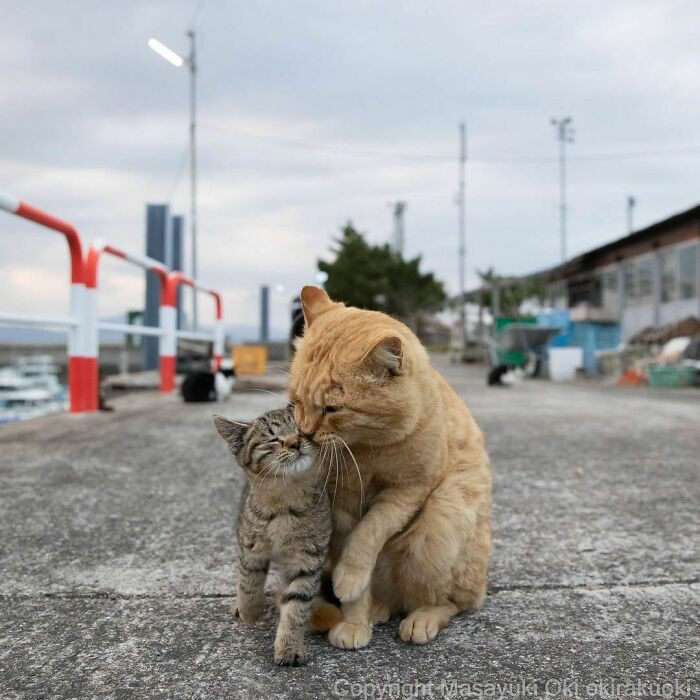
top-left (323, 405), bottom-right (340, 414)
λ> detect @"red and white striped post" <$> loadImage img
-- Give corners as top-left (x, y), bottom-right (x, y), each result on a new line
top-left (85, 240), bottom-right (169, 412)
top-left (0, 190), bottom-right (87, 413)
top-left (210, 289), bottom-right (224, 370)
top-left (161, 272), bottom-right (224, 392)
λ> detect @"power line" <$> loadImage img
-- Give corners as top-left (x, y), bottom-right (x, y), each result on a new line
top-left (202, 121), bottom-right (700, 165)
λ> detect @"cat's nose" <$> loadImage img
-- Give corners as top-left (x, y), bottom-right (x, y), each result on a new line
top-left (283, 434), bottom-right (301, 450)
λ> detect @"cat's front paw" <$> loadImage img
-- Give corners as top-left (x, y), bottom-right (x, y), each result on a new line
top-left (328, 621), bottom-right (372, 650)
top-left (332, 561), bottom-right (371, 603)
top-left (234, 600), bottom-right (266, 625)
top-left (274, 640), bottom-right (307, 666)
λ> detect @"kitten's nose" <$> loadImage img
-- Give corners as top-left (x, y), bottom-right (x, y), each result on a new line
top-left (283, 434), bottom-right (301, 450)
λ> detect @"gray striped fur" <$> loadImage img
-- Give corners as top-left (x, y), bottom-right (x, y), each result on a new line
top-left (213, 406), bottom-right (331, 666)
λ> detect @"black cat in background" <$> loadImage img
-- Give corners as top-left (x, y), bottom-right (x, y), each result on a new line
top-left (181, 367), bottom-right (235, 402)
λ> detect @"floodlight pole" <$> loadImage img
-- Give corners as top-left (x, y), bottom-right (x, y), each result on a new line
top-left (457, 122), bottom-right (468, 354)
top-left (187, 30), bottom-right (198, 330)
top-left (551, 116), bottom-right (574, 263)
top-left (627, 195), bottom-right (636, 234)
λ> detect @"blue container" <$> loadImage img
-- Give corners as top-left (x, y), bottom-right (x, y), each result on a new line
top-left (570, 322), bottom-right (621, 377)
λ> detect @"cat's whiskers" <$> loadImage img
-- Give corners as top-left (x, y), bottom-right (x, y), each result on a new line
top-left (337, 447), bottom-right (350, 503)
top-left (312, 439), bottom-right (329, 488)
top-left (315, 441), bottom-right (335, 511)
top-left (338, 440), bottom-right (345, 497)
top-left (330, 441), bottom-right (340, 510)
top-left (253, 462), bottom-right (276, 489)
top-left (249, 388), bottom-right (293, 406)
top-left (338, 436), bottom-right (364, 518)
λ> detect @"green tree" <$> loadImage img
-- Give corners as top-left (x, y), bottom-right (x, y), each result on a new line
top-left (318, 223), bottom-right (446, 326)
top-left (473, 267), bottom-right (546, 317)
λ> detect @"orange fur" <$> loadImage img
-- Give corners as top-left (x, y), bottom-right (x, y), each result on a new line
top-left (289, 287), bottom-right (492, 647)
top-left (275, 586), bottom-right (342, 632)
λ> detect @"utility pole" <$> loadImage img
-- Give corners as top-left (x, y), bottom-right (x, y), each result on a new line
top-left (260, 285), bottom-right (269, 342)
top-left (391, 201), bottom-right (407, 255)
top-left (551, 117), bottom-right (574, 263)
top-left (627, 195), bottom-right (636, 234)
top-left (147, 33), bottom-right (199, 328)
top-left (457, 122), bottom-right (468, 355)
top-left (187, 29), bottom-right (198, 330)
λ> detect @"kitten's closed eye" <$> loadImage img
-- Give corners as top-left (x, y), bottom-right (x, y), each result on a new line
top-left (323, 406), bottom-right (340, 414)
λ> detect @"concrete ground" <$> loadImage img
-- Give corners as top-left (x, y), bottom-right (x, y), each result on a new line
top-left (1, 356), bottom-right (698, 699)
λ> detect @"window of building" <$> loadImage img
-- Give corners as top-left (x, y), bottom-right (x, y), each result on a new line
top-left (547, 281), bottom-right (567, 308)
top-left (601, 269), bottom-right (618, 314)
top-left (588, 274), bottom-right (602, 308)
top-left (623, 262), bottom-right (636, 307)
top-left (659, 249), bottom-right (677, 303)
top-left (637, 258), bottom-right (654, 306)
top-left (679, 244), bottom-right (697, 299)
top-left (637, 258), bottom-right (653, 305)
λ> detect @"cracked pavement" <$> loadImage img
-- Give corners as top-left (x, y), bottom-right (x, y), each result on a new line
top-left (1, 356), bottom-right (698, 698)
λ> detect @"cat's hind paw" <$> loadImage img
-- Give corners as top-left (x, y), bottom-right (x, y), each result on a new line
top-left (328, 621), bottom-right (372, 650)
top-left (399, 608), bottom-right (446, 645)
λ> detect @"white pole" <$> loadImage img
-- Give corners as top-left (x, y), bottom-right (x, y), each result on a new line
top-left (187, 29), bottom-right (198, 330)
top-left (458, 122), bottom-right (468, 354)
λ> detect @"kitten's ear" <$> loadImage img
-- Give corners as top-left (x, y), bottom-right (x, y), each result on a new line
top-left (365, 336), bottom-right (403, 376)
top-left (300, 285), bottom-right (333, 327)
top-left (213, 415), bottom-right (247, 454)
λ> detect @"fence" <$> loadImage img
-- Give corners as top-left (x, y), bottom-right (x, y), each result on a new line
top-left (0, 191), bottom-right (87, 411)
top-left (0, 190), bottom-right (225, 413)
top-left (160, 272), bottom-right (224, 392)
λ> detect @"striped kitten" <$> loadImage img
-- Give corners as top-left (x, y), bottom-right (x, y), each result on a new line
top-left (214, 406), bottom-right (333, 666)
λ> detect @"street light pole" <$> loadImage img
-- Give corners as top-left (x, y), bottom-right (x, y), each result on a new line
top-left (148, 31), bottom-right (199, 330)
top-left (187, 30), bottom-right (198, 330)
top-left (457, 122), bottom-right (468, 355)
top-left (627, 195), bottom-right (636, 234)
top-left (551, 117), bottom-right (574, 263)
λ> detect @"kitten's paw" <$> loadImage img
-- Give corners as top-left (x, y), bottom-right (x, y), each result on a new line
top-left (234, 601), bottom-right (266, 625)
top-left (328, 621), bottom-right (372, 650)
top-left (274, 642), bottom-right (307, 666)
top-left (332, 561), bottom-right (371, 603)
top-left (399, 609), bottom-right (442, 645)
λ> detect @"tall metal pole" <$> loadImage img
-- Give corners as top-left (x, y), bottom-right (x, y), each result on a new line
top-left (627, 195), bottom-right (636, 234)
top-left (558, 132), bottom-right (566, 262)
top-left (551, 117), bottom-right (574, 263)
top-left (392, 201), bottom-right (406, 255)
top-left (457, 122), bottom-right (468, 354)
top-left (187, 29), bottom-right (198, 330)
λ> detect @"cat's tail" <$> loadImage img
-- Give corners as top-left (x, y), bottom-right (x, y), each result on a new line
top-left (308, 598), bottom-right (343, 631)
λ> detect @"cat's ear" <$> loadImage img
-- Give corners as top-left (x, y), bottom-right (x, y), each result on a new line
top-left (365, 336), bottom-right (403, 377)
top-left (213, 415), bottom-right (248, 454)
top-left (300, 285), bottom-right (333, 327)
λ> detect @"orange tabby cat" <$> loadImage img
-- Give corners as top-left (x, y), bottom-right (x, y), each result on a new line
top-left (288, 286), bottom-right (491, 648)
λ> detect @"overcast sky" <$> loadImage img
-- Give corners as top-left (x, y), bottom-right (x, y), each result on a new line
top-left (2, 0), bottom-right (700, 332)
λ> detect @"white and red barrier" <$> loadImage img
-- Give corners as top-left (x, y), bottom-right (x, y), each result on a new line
top-left (85, 240), bottom-right (169, 411)
top-left (0, 189), bottom-right (226, 413)
top-left (160, 272), bottom-right (224, 393)
top-left (0, 190), bottom-right (87, 412)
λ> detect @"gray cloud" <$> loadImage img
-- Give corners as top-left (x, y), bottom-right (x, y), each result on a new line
top-left (2, 0), bottom-right (700, 329)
